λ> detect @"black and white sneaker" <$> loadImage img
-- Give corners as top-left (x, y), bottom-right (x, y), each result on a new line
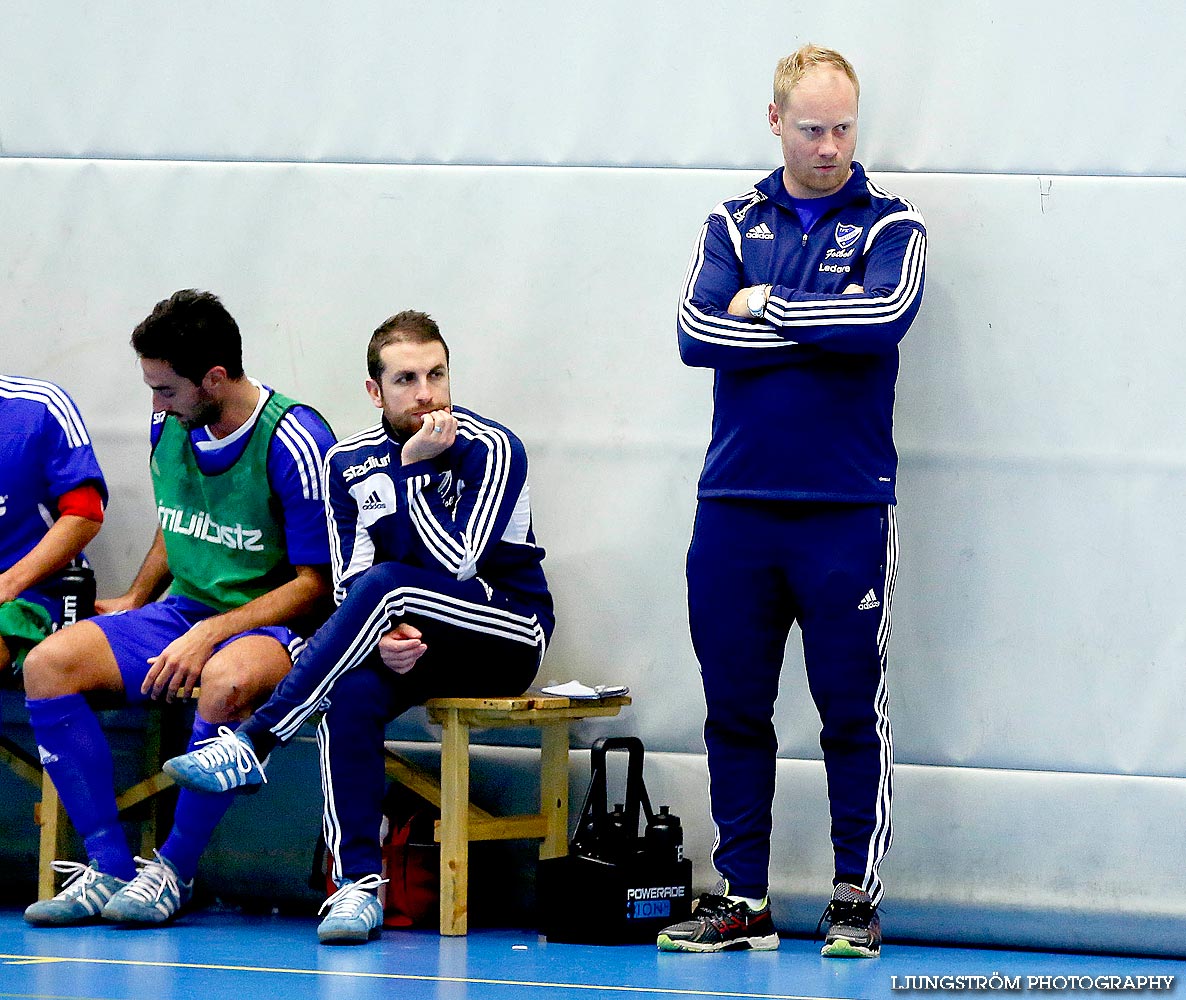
top-left (819, 883), bottom-right (881, 958)
top-left (657, 883), bottom-right (779, 953)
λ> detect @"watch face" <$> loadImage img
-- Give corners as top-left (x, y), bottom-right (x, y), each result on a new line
top-left (748, 289), bottom-right (765, 316)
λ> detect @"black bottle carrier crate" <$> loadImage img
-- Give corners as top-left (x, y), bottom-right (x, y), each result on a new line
top-left (538, 737), bottom-right (693, 944)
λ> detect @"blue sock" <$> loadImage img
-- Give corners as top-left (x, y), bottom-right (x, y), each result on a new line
top-left (26, 693), bottom-right (136, 881)
top-left (159, 714), bottom-right (236, 883)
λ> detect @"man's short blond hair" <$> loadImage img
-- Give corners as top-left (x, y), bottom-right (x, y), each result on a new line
top-left (773, 44), bottom-right (860, 109)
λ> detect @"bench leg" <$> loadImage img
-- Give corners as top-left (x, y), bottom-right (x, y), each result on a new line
top-left (439, 708), bottom-right (470, 935)
top-left (138, 708), bottom-right (164, 858)
top-left (37, 771), bottom-right (65, 900)
top-left (539, 723), bottom-right (569, 861)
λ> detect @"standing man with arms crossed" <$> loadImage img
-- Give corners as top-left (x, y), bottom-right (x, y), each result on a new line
top-left (659, 45), bottom-right (926, 957)
top-left (22, 290), bottom-right (335, 927)
top-left (166, 310), bottom-right (554, 945)
top-left (0, 376), bottom-right (107, 676)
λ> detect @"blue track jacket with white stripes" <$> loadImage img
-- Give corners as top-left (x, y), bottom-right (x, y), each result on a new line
top-left (677, 161), bottom-right (926, 504)
top-left (323, 405), bottom-right (554, 638)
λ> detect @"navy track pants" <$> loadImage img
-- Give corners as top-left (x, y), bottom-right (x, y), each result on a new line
top-left (686, 499), bottom-right (897, 903)
top-left (247, 560), bottom-right (546, 882)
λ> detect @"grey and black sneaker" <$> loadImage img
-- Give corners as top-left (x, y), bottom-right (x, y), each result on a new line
top-left (657, 881), bottom-right (779, 953)
top-left (819, 882), bottom-right (881, 958)
top-left (102, 852), bottom-right (193, 924)
top-left (24, 860), bottom-right (127, 926)
top-left (317, 873), bottom-right (387, 944)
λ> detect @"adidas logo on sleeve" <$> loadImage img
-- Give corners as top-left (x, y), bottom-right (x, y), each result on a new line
top-left (857, 590), bottom-right (881, 610)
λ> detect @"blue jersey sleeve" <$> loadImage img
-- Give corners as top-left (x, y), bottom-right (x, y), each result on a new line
top-left (39, 385), bottom-right (108, 505)
top-left (0, 378), bottom-right (106, 573)
top-left (266, 405), bottom-right (336, 567)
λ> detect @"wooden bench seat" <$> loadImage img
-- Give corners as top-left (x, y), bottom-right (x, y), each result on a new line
top-left (383, 691), bottom-right (630, 935)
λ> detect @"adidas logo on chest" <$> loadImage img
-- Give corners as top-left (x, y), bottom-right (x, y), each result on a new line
top-left (745, 223), bottom-right (775, 240)
top-left (360, 490), bottom-right (386, 512)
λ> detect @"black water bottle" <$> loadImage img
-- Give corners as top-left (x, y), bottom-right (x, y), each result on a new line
top-left (573, 811), bottom-right (601, 859)
top-left (606, 803), bottom-right (633, 862)
top-left (49, 565), bottom-right (96, 630)
top-left (645, 805), bottom-right (684, 864)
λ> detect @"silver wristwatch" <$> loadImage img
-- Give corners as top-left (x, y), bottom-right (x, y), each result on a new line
top-left (747, 284), bottom-right (771, 319)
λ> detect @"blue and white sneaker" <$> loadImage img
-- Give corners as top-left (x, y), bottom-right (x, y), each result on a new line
top-left (24, 860), bottom-right (126, 926)
top-left (317, 874), bottom-right (387, 944)
top-left (163, 726), bottom-right (267, 793)
top-left (102, 852), bottom-right (193, 924)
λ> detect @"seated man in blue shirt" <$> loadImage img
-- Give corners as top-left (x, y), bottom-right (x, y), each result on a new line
top-left (166, 310), bottom-right (554, 944)
top-left (0, 376), bottom-right (107, 677)
top-left (22, 290), bottom-right (336, 928)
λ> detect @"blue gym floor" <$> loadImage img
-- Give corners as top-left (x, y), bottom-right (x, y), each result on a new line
top-left (1, 909), bottom-right (1181, 1000)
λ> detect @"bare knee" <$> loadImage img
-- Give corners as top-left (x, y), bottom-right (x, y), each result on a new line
top-left (22, 622), bottom-right (120, 700)
top-left (197, 636), bottom-right (292, 723)
top-left (198, 648), bottom-right (287, 722)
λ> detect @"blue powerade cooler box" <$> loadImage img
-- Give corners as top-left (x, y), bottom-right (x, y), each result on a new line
top-left (538, 737), bottom-right (693, 944)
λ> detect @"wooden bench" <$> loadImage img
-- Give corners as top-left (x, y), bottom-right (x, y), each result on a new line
top-left (383, 691), bottom-right (630, 936)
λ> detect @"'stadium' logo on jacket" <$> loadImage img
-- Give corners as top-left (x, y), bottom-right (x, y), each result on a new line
top-left (344, 453), bottom-right (392, 481)
top-left (834, 223), bottom-right (863, 250)
top-left (157, 504), bottom-right (266, 552)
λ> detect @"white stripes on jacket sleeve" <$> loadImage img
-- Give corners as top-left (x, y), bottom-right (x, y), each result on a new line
top-left (406, 414), bottom-right (514, 581)
top-left (322, 426), bottom-right (386, 601)
top-left (678, 202), bottom-right (926, 349)
top-left (677, 213), bottom-right (795, 351)
top-left (765, 227), bottom-right (926, 329)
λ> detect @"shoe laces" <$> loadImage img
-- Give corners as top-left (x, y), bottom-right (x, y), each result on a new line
top-left (816, 886), bottom-right (877, 936)
top-left (122, 852), bottom-right (181, 904)
top-left (191, 726), bottom-right (267, 784)
top-left (50, 860), bottom-right (101, 898)
top-left (690, 892), bottom-right (742, 925)
top-left (319, 873), bottom-right (388, 918)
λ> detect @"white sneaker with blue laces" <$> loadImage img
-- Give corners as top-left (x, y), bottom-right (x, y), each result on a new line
top-left (317, 873), bottom-right (387, 944)
top-left (102, 852), bottom-right (193, 924)
top-left (163, 726), bottom-right (268, 793)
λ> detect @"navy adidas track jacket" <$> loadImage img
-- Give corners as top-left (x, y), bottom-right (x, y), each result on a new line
top-left (322, 406), bottom-right (554, 638)
top-left (677, 161), bottom-right (927, 505)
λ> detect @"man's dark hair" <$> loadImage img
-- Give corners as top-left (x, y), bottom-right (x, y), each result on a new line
top-left (130, 289), bottom-right (244, 385)
top-left (367, 310), bottom-right (450, 380)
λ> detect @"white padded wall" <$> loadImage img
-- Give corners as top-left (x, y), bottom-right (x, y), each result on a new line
top-left (3, 2), bottom-right (1184, 953)
top-left (4, 2), bottom-right (1186, 174)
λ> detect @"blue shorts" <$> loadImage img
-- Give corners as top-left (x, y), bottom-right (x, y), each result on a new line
top-left (92, 593), bottom-right (301, 705)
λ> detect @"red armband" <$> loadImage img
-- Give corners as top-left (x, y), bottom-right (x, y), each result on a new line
top-left (56, 484), bottom-right (105, 523)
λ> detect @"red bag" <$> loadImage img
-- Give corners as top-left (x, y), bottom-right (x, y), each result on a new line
top-left (378, 788), bottom-right (439, 928)
top-left (320, 783), bottom-right (440, 928)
